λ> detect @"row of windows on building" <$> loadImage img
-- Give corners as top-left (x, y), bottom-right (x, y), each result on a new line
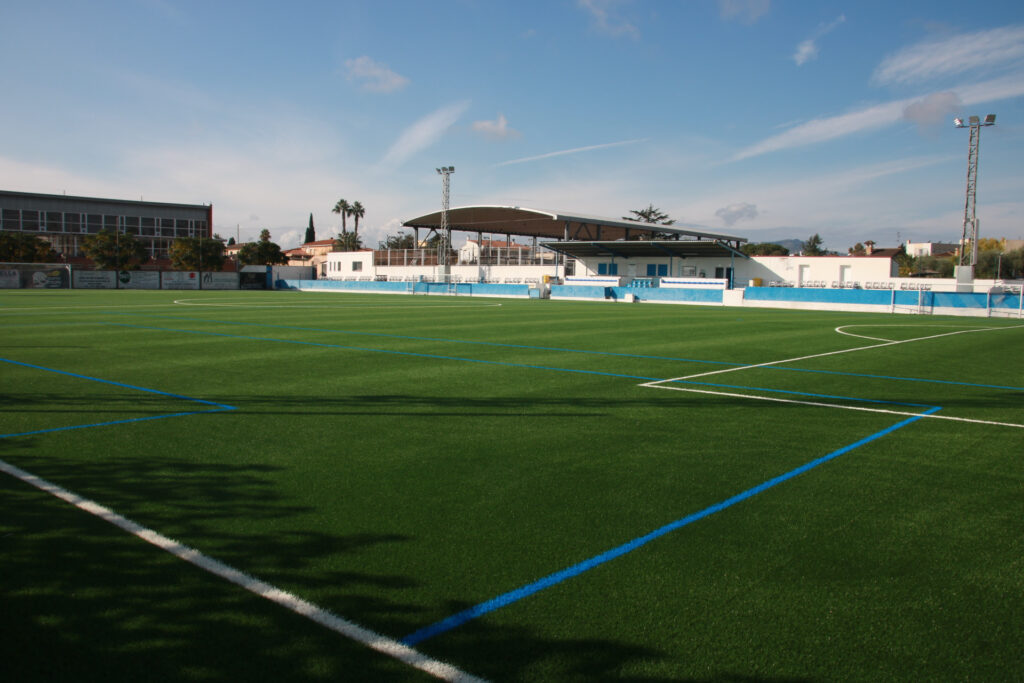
top-left (326, 260), bottom-right (363, 272)
top-left (1, 209), bottom-right (207, 238)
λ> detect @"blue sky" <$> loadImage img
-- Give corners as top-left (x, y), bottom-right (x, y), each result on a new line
top-left (2, 0), bottom-right (1023, 252)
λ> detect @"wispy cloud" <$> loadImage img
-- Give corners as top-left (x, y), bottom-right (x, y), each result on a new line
top-left (731, 75), bottom-right (1024, 161)
top-left (496, 138), bottom-right (647, 167)
top-left (715, 202), bottom-right (759, 226)
top-left (344, 56), bottom-right (410, 93)
top-left (793, 14), bottom-right (846, 66)
top-left (717, 0), bottom-right (770, 25)
top-left (378, 100), bottom-right (470, 169)
top-left (577, 0), bottom-right (639, 39)
top-left (472, 114), bottom-right (520, 140)
top-left (902, 91), bottom-right (962, 128)
top-left (873, 24), bottom-right (1024, 85)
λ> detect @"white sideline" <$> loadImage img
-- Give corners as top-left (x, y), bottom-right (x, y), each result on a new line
top-left (642, 384), bottom-right (1024, 429)
top-left (0, 457), bottom-right (485, 683)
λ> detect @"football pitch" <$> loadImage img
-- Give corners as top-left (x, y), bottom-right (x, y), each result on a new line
top-left (2, 289), bottom-right (1022, 681)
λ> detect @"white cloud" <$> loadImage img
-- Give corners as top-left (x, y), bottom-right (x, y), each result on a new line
top-left (902, 91), bottom-right (962, 128)
top-left (873, 24), bottom-right (1024, 85)
top-left (472, 114), bottom-right (520, 140)
top-left (732, 100), bottom-right (905, 161)
top-left (715, 202), bottom-right (759, 226)
top-left (717, 0), bottom-right (770, 25)
top-left (732, 74), bottom-right (1024, 161)
top-left (378, 100), bottom-right (471, 170)
top-left (496, 138), bottom-right (647, 167)
top-left (344, 56), bottom-right (410, 93)
top-left (793, 15), bottom-right (846, 66)
top-left (577, 0), bottom-right (639, 39)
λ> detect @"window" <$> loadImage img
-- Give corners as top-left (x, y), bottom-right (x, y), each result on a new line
top-left (141, 217), bottom-right (155, 236)
top-left (87, 214), bottom-right (103, 234)
top-left (597, 262), bottom-right (618, 275)
top-left (64, 213), bottom-right (81, 233)
top-left (124, 216), bottom-right (140, 235)
top-left (21, 210), bottom-right (39, 231)
top-left (104, 215), bottom-right (120, 232)
top-left (47, 212), bottom-right (63, 232)
top-left (351, 261), bottom-right (363, 272)
top-left (2, 208), bottom-right (21, 230)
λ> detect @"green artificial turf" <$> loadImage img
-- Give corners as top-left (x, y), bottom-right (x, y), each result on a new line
top-left (2, 289), bottom-right (1022, 681)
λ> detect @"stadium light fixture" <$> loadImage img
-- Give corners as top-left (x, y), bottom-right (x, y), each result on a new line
top-left (436, 166), bottom-right (455, 268)
top-left (954, 113), bottom-right (997, 270)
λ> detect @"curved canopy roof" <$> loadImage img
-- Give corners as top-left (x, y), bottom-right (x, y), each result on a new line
top-left (402, 205), bottom-right (746, 246)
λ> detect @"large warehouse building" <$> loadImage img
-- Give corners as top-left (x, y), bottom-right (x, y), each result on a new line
top-left (0, 190), bottom-right (212, 261)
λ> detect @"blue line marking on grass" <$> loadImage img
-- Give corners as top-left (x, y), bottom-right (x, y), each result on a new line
top-left (1, 357), bottom-right (237, 439)
top-left (110, 313), bottom-right (1024, 391)
top-left (400, 406), bottom-right (942, 646)
top-left (1, 410), bottom-right (234, 439)
top-left (668, 379), bottom-right (937, 409)
top-left (112, 313), bottom-right (745, 368)
top-left (99, 322), bottom-right (667, 382)
top-left (97, 323), bottom-right (950, 413)
top-left (1, 358), bottom-right (236, 410)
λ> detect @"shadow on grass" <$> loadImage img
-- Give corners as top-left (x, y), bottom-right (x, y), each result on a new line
top-left (0, 440), bottom-right (802, 682)
top-left (0, 446), bottom-right (430, 681)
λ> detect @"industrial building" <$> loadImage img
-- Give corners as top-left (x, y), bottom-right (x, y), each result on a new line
top-left (0, 190), bottom-right (212, 261)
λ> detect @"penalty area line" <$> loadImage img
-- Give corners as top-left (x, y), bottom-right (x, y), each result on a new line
top-left (642, 383), bottom-right (1024, 429)
top-left (0, 459), bottom-right (484, 683)
top-left (646, 325), bottom-right (1022, 385)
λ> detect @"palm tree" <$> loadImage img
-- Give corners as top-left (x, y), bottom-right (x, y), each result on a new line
top-left (349, 201), bottom-right (365, 238)
top-left (332, 199), bottom-right (351, 234)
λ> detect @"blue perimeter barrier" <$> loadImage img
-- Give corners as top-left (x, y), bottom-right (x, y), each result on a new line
top-left (276, 279), bottom-right (533, 298)
top-left (550, 285), bottom-right (723, 304)
top-left (745, 287), bottom-right (1022, 311)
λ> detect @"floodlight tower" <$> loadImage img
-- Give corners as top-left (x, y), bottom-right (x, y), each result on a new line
top-left (954, 114), bottom-right (995, 271)
top-left (435, 166), bottom-right (454, 269)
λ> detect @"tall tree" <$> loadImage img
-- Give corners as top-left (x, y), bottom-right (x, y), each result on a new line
top-left (802, 233), bottom-right (826, 256)
top-left (169, 237), bottom-right (227, 271)
top-left (0, 232), bottom-right (56, 262)
top-left (332, 199), bottom-right (351, 234)
top-left (227, 236), bottom-right (236, 246)
top-left (378, 232), bottom-right (415, 250)
top-left (82, 230), bottom-right (149, 270)
top-left (333, 232), bottom-right (363, 252)
top-left (742, 242), bottom-right (789, 256)
top-left (623, 204), bottom-right (674, 225)
top-left (239, 230), bottom-right (288, 265)
top-left (848, 242), bottom-right (866, 256)
top-left (305, 213), bottom-right (316, 244)
top-left (349, 201), bottom-right (365, 237)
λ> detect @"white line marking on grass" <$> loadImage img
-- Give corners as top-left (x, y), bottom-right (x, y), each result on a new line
top-left (643, 326), bottom-right (1021, 386)
top-left (644, 384), bottom-right (1024, 429)
top-left (835, 323), bottom-right (1000, 342)
top-left (0, 458), bottom-right (485, 683)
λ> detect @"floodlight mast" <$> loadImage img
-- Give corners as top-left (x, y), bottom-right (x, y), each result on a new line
top-left (435, 166), bottom-right (454, 268)
top-left (954, 114), bottom-right (995, 268)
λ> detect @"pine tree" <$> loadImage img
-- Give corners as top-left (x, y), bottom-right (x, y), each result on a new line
top-left (304, 213), bottom-right (316, 244)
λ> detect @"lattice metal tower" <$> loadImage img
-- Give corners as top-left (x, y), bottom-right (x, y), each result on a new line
top-left (955, 115), bottom-right (995, 267)
top-left (436, 166), bottom-right (454, 267)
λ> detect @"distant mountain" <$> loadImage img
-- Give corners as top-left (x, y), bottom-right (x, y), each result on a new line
top-left (771, 239), bottom-right (804, 254)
